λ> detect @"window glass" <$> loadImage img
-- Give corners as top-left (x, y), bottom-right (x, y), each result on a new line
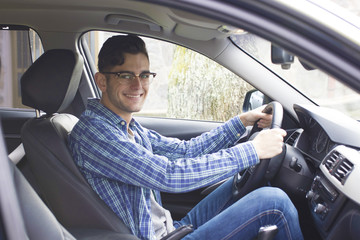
top-left (228, 0), bottom-right (360, 120)
top-left (82, 31), bottom-right (254, 122)
top-left (231, 32), bottom-right (360, 120)
top-left (0, 26), bottom-right (43, 109)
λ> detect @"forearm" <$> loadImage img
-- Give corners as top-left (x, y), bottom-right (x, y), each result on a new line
top-left (151, 116), bottom-right (247, 159)
top-left (79, 135), bottom-right (258, 194)
top-left (157, 141), bottom-right (259, 193)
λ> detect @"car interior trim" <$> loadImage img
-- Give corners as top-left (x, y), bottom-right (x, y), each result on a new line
top-left (320, 145), bottom-right (360, 204)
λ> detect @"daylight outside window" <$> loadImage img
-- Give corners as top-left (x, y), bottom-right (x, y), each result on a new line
top-left (229, 0), bottom-right (360, 121)
top-left (82, 31), bottom-right (254, 122)
top-left (231, 33), bottom-right (360, 120)
top-left (0, 27), bottom-right (43, 109)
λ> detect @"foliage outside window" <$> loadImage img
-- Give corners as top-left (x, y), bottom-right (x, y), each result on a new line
top-left (167, 46), bottom-right (253, 122)
top-left (83, 31), bottom-right (254, 122)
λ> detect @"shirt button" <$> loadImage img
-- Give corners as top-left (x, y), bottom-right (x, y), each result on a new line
top-left (236, 133), bottom-right (241, 137)
top-left (121, 121), bottom-right (126, 126)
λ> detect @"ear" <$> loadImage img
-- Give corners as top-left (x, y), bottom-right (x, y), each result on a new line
top-left (95, 72), bottom-right (107, 93)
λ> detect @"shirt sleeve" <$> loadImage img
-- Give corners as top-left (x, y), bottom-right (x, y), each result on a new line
top-left (148, 116), bottom-right (247, 160)
top-left (72, 116), bottom-right (259, 194)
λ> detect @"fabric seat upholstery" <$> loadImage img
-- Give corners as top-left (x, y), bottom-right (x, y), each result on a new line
top-left (1, 124), bottom-right (138, 240)
top-left (20, 49), bottom-right (134, 237)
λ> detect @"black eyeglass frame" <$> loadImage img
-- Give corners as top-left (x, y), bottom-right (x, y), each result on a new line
top-left (100, 71), bottom-right (157, 80)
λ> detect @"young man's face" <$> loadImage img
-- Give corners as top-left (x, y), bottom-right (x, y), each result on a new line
top-left (96, 53), bottom-right (150, 121)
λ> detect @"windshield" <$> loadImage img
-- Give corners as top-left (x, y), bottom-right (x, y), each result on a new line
top-left (231, 0), bottom-right (360, 120)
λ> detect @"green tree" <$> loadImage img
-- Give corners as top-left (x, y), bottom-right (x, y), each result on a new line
top-left (168, 46), bottom-right (254, 122)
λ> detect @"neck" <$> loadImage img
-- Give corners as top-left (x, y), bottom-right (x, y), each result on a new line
top-left (99, 98), bottom-right (132, 127)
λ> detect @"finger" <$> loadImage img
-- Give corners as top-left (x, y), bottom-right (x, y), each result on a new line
top-left (257, 116), bottom-right (272, 128)
top-left (254, 105), bottom-right (266, 112)
top-left (271, 128), bottom-right (287, 137)
top-left (257, 121), bottom-right (269, 128)
top-left (278, 128), bottom-right (287, 137)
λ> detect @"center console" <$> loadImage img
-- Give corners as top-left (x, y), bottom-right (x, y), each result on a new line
top-left (306, 173), bottom-right (346, 236)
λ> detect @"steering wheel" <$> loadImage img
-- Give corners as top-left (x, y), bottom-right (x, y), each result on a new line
top-left (232, 101), bottom-right (284, 200)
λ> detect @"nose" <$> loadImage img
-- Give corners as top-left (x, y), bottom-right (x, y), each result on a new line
top-left (129, 75), bottom-right (142, 88)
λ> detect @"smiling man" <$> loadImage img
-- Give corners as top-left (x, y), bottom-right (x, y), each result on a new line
top-left (68, 34), bottom-right (303, 240)
top-left (95, 54), bottom-right (153, 123)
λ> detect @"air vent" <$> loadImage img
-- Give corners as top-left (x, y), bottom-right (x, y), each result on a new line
top-left (324, 150), bottom-right (340, 170)
top-left (323, 150), bottom-right (354, 185)
top-left (286, 131), bottom-right (300, 146)
top-left (333, 159), bottom-right (353, 184)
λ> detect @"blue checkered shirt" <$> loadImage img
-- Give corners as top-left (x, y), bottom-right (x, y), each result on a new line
top-left (68, 99), bottom-right (259, 240)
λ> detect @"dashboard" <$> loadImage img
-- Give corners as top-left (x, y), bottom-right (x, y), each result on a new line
top-left (299, 121), bottom-right (336, 165)
top-left (284, 104), bottom-right (360, 239)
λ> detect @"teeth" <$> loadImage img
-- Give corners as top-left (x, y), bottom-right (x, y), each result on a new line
top-left (126, 94), bottom-right (141, 98)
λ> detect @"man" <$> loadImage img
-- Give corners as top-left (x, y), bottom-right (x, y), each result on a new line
top-left (69, 34), bottom-right (303, 240)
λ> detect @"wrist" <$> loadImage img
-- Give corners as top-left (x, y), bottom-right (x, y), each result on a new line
top-left (239, 114), bottom-right (250, 127)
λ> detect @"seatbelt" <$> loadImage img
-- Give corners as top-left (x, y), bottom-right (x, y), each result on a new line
top-left (8, 143), bottom-right (25, 164)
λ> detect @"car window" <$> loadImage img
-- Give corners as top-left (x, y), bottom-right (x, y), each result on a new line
top-left (0, 26), bottom-right (43, 109)
top-left (228, 0), bottom-right (360, 121)
top-left (231, 32), bottom-right (360, 120)
top-left (81, 31), bottom-right (255, 122)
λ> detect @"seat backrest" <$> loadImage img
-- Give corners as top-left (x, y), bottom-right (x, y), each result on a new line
top-left (20, 49), bottom-right (132, 234)
top-left (1, 123), bottom-right (138, 240)
top-left (0, 121), bottom-right (76, 240)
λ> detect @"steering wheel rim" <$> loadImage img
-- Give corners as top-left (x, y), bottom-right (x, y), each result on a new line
top-left (232, 101), bottom-right (283, 200)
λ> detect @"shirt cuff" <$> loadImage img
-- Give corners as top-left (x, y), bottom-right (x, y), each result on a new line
top-left (223, 116), bottom-right (247, 145)
top-left (231, 141), bottom-right (260, 170)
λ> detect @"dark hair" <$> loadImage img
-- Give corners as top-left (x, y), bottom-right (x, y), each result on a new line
top-left (97, 34), bottom-right (149, 72)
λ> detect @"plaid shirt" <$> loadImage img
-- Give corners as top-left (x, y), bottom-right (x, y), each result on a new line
top-left (68, 99), bottom-right (259, 240)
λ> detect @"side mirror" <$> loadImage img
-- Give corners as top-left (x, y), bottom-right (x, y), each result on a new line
top-left (242, 90), bottom-right (267, 112)
top-left (271, 44), bottom-right (294, 69)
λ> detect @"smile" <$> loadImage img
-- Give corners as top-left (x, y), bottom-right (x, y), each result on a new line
top-left (125, 94), bottom-right (143, 98)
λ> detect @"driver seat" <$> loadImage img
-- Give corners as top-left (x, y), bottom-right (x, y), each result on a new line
top-left (19, 49), bottom-right (194, 240)
top-left (20, 49), bottom-right (134, 237)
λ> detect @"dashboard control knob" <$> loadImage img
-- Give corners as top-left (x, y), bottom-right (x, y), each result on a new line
top-left (313, 194), bottom-right (320, 202)
top-left (306, 190), bottom-right (315, 199)
top-left (314, 204), bottom-right (326, 214)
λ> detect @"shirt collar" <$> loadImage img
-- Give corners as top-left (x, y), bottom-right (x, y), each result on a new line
top-left (86, 98), bottom-right (136, 127)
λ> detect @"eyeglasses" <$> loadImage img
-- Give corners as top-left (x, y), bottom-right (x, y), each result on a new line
top-left (101, 71), bottom-right (156, 85)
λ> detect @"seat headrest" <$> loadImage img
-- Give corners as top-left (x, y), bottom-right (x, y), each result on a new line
top-left (21, 49), bottom-right (84, 114)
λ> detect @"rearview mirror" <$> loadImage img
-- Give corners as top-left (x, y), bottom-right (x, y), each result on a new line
top-left (271, 44), bottom-right (294, 69)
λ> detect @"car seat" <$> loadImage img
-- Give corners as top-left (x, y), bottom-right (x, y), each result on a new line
top-left (1, 120), bottom-right (139, 239)
top-left (20, 49), bottom-right (136, 238)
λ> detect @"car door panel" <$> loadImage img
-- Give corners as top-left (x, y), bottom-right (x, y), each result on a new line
top-left (135, 116), bottom-right (222, 140)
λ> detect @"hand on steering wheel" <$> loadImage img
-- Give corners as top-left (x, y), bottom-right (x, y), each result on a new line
top-left (232, 101), bottom-right (285, 200)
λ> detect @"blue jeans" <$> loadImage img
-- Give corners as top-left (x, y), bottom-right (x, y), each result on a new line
top-left (174, 179), bottom-right (303, 240)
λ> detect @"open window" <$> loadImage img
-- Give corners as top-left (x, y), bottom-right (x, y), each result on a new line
top-left (80, 31), bottom-right (256, 122)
